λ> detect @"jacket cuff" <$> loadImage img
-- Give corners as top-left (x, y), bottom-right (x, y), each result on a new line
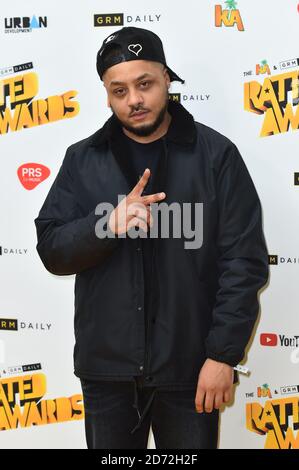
top-left (205, 351), bottom-right (241, 368)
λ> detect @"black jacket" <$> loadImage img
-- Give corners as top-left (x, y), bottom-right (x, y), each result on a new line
top-left (34, 100), bottom-right (269, 388)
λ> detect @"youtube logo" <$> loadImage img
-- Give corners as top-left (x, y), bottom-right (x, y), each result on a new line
top-left (260, 333), bottom-right (278, 347)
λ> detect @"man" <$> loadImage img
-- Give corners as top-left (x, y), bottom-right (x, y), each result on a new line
top-left (34, 26), bottom-right (269, 449)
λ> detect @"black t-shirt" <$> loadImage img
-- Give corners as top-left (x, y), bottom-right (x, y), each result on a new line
top-left (121, 130), bottom-right (164, 347)
top-left (122, 131), bottom-right (162, 192)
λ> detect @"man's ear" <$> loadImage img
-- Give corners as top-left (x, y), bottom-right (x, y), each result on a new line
top-left (102, 80), bottom-right (111, 107)
top-left (164, 67), bottom-right (171, 88)
top-left (105, 89), bottom-right (111, 107)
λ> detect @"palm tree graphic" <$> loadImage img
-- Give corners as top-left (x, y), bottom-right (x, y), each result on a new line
top-left (225, 0), bottom-right (238, 20)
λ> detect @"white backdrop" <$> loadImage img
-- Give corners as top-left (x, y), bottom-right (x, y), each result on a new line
top-left (1, 0), bottom-right (299, 449)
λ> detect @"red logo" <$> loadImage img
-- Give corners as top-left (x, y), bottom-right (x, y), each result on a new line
top-left (260, 333), bottom-right (278, 347)
top-left (17, 163), bottom-right (50, 190)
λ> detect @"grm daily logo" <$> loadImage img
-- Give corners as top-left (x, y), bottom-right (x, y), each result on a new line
top-left (94, 13), bottom-right (161, 27)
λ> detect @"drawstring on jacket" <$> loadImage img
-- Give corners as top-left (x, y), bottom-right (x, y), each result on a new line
top-left (130, 376), bottom-right (156, 434)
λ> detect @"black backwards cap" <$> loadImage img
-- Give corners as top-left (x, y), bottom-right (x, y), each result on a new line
top-left (96, 26), bottom-right (185, 84)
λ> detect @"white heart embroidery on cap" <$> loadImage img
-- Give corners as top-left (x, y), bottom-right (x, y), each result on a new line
top-left (128, 44), bottom-right (142, 56)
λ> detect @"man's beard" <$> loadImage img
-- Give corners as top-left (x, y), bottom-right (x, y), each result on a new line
top-left (110, 92), bottom-right (169, 137)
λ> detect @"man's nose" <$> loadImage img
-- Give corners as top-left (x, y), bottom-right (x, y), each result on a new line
top-left (127, 88), bottom-right (144, 108)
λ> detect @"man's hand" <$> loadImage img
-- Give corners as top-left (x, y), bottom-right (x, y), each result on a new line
top-left (195, 358), bottom-right (234, 413)
top-left (108, 168), bottom-right (166, 235)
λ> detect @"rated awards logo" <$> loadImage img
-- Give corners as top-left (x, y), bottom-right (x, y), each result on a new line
top-left (247, 396), bottom-right (299, 448)
top-left (244, 68), bottom-right (299, 136)
top-left (0, 373), bottom-right (84, 430)
top-left (0, 71), bottom-right (79, 135)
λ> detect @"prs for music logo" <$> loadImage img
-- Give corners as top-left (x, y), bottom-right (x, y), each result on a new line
top-left (17, 163), bottom-right (50, 190)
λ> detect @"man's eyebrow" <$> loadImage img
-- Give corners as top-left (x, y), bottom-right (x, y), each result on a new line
top-left (109, 73), bottom-right (155, 87)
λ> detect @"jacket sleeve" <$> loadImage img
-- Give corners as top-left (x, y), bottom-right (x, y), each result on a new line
top-left (205, 142), bottom-right (269, 367)
top-left (34, 146), bottom-right (120, 276)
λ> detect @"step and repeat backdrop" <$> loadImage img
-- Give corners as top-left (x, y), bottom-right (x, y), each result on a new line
top-left (0, 0), bottom-right (299, 449)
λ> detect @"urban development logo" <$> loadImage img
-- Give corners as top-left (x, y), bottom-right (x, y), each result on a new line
top-left (4, 15), bottom-right (47, 34)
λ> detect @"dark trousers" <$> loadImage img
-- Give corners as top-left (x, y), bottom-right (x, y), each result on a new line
top-left (80, 376), bottom-right (219, 449)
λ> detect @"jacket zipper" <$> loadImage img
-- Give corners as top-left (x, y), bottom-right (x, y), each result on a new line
top-left (143, 136), bottom-right (168, 379)
top-left (143, 242), bottom-right (156, 377)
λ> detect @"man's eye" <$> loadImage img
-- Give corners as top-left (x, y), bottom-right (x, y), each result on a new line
top-left (140, 81), bottom-right (150, 88)
top-left (114, 89), bottom-right (125, 95)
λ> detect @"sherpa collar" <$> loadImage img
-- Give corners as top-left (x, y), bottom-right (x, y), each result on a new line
top-left (90, 99), bottom-right (196, 148)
